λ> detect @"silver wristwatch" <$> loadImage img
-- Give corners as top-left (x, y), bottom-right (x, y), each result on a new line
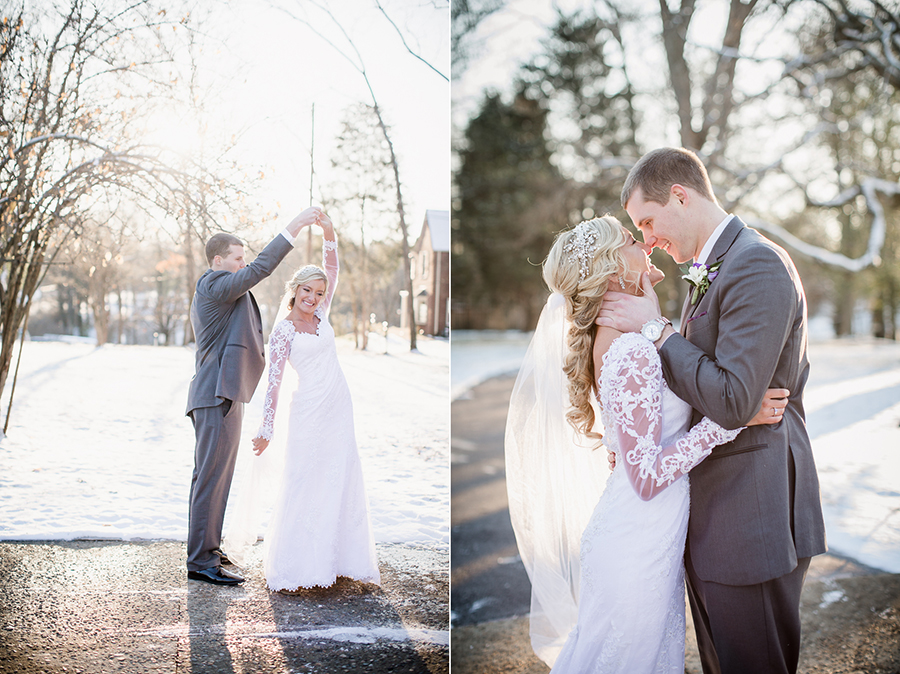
top-left (640, 317), bottom-right (672, 343)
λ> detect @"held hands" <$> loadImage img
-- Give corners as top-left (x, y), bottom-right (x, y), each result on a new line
top-left (596, 273), bottom-right (661, 333)
top-left (286, 206), bottom-right (336, 237)
top-left (252, 437), bottom-right (269, 456)
top-left (747, 388), bottom-right (790, 426)
top-left (317, 210), bottom-right (335, 238)
top-left (605, 387), bottom-right (791, 470)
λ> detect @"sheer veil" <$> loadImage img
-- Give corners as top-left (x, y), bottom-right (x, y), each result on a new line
top-left (504, 292), bottom-right (610, 666)
top-left (222, 295), bottom-right (295, 567)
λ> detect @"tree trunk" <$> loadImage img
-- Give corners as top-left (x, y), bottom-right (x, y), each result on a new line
top-left (116, 285), bottom-right (125, 345)
top-left (373, 102), bottom-right (417, 351)
top-left (183, 226), bottom-right (196, 345)
top-left (832, 269), bottom-right (855, 336)
top-left (0, 245), bottom-right (47, 418)
top-left (89, 270), bottom-right (110, 347)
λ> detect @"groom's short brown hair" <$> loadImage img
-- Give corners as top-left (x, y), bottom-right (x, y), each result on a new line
top-left (621, 147), bottom-right (716, 208)
top-left (205, 233), bottom-right (244, 266)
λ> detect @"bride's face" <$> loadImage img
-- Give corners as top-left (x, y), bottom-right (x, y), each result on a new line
top-left (619, 227), bottom-right (665, 289)
top-left (293, 278), bottom-right (326, 315)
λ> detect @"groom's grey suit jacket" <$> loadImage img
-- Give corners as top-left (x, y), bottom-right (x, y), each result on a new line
top-left (186, 235), bottom-right (294, 415)
top-left (659, 216), bottom-right (827, 586)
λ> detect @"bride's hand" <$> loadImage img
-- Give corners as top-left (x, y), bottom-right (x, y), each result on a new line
top-left (252, 437), bottom-right (269, 455)
top-left (607, 449), bottom-right (616, 472)
top-left (747, 388), bottom-right (790, 426)
top-left (317, 210), bottom-right (334, 237)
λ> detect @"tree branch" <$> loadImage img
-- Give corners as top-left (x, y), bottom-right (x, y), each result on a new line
top-left (750, 177), bottom-right (898, 271)
top-left (374, 0), bottom-right (448, 81)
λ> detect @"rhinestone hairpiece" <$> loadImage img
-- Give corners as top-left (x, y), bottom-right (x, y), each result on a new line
top-left (562, 221), bottom-right (600, 280)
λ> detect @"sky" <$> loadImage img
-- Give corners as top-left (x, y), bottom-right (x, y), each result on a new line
top-left (146, 0), bottom-right (450, 241)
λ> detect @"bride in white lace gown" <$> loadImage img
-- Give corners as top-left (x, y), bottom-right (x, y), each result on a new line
top-left (506, 217), bottom-right (783, 671)
top-left (249, 214), bottom-right (380, 591)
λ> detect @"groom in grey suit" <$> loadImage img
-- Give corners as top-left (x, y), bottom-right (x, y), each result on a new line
top-left (598, 148), bottom-right (826, 673)
top-left (185, 207), bottom-right (321, 584)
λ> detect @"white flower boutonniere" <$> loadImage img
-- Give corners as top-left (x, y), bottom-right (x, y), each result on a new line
top-left (681, 261), bottom-right (722, 305)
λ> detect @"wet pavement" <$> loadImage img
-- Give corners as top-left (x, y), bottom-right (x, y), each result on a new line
top-left (0, 540), bottom-right (447, 673)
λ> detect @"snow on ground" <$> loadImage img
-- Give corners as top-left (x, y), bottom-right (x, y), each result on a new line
top-left (450, 330), bottom-right (531, 401)
top-left (452, 331), bottom-right (900, 573)
top-left (0, 329), bottom-right (448, 550)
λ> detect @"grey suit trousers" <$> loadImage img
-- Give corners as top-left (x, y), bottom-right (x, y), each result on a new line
top-left (686, 548), bottom-right (810, 674)
top-left (187, 400), bottom-right (243, 572)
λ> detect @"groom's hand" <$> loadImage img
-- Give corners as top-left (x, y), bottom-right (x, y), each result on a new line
top-left (286, 207), bottom-right (322, 237)
top-left (596, 273), bottom-right (661, 334)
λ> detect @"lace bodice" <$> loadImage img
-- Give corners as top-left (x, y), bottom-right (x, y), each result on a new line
top-left (598, 332), bottom-right (742, 501)
top-left (256, 236), bottom-right (339, 441)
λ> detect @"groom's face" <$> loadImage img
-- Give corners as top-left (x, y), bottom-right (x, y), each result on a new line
top-left (625, 187), bottom-right (691, 264)
top-left (217, 245), bottom-right (246, 273)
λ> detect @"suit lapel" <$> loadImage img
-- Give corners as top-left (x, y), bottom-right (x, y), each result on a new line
top-left (679, 216), bottom-right (745, 333)
top-left (679, 290), bottom-right (694, 334)
top-left (709, 216), bottom-right (744, 264)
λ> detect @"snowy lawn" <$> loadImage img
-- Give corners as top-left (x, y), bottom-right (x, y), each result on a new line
top-left (0, 330), bottom-right (449, 550)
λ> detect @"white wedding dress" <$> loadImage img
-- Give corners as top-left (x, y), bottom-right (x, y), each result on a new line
top-left (254, 238), bottom-right (380, 591)
top-left (548, 332), bottom-right (741, 673)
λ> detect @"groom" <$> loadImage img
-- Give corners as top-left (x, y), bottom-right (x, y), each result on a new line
top-left (185, 206), bottom-right (322, 585)
top-left (597, 148), bottom-right (826, 673)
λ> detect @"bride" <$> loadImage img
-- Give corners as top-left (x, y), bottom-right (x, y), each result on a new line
top-left (228, 211), bottom-right (380, 592)
top-left (506, 216), bottom-right (785, 671)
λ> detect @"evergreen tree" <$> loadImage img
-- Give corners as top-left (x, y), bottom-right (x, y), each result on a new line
top-left (453, 87), bottom-right (568, 330)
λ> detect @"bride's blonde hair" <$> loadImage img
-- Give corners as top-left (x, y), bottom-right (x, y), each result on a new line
top-left (542, 216), bottom-right (633, 442)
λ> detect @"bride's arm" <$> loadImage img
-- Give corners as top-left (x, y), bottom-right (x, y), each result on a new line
top-left (318, 211), bottom-right (339, 311)
top-left (606, 338), bottom-right (743, 501)
top-left (252, 320), bottom-right (292, 455)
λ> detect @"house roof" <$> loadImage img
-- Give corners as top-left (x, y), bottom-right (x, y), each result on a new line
top-left (424, 210), bottom-right (449, 252)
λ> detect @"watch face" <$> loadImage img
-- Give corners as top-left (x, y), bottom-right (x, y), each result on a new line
top-left (642, 322), bottom-right (662, 341)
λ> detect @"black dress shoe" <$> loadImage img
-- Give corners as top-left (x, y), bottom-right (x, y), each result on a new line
top-left (212, 548), bottom-right (232, 565)
top-left (188, 566), bottom-right (245, 585)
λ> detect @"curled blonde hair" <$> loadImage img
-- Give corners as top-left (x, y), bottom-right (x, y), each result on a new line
top-left (542, 216), bottom-right (632, 442)
top-left (285, 265), bottom-right (328, 309)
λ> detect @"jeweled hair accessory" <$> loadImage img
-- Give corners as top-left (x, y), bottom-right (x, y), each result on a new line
top-left (563, 221), bottom-right (601, 280)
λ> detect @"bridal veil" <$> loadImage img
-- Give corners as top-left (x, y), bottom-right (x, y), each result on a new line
top-left (505, 292), bottom-right (610, 666)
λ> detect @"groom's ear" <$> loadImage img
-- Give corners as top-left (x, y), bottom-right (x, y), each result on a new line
top-left (670, 184), bottom-right (688, 206)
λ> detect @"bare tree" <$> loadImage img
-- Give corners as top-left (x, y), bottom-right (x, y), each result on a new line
top-left (0, 0), bottom-right (243, 427)
top-left (455, 0), bottom-right (900, 333)
top-left (321, 103), bottom-right (396, 350)
top-left (280, 0), bottom-right (447, 351)
top-left (66, 216), bottom-right (128, 346)
top-left (796, 0), bottom-right (900, 89)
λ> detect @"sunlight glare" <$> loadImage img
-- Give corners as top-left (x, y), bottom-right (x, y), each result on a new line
top-left (145, 107), bottom-right (206, 159)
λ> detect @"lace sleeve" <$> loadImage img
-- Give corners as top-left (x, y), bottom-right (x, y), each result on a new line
top-left (256, 320), bottom-right (293, 441)
top-left (603, 334), bottom-right (743, 501)
top-left (321, 235), bottom-right (339, 313)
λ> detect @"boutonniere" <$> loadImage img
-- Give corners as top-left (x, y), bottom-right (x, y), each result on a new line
top-left (681, 261), bottom-right (722, 305)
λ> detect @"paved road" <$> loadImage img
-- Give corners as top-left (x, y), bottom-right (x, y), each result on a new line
top-left (0, 540), bottom-right (447, 673)
top-left (450, 374), bottom-right (528, 627)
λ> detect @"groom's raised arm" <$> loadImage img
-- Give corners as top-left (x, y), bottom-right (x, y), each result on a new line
top-left (659, 243), bottom-right (801, 429)
top-left (202, 207), bottom-right (322, 304)
top-left (203, 234), bottom-right (295, 304)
